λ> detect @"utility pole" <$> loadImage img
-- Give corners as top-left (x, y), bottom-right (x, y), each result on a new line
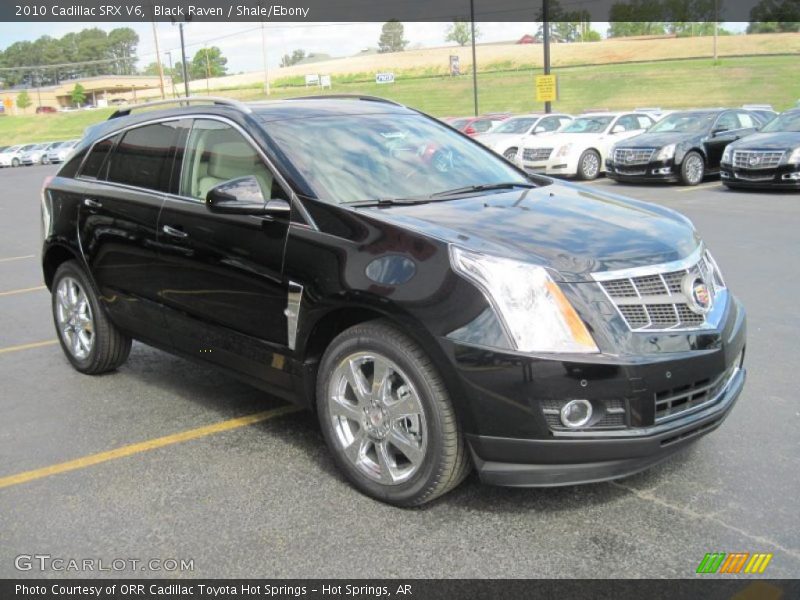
top-left (178, 22), bottom-right (190, 97)
top-left (152, 21), bottom-right (166, 99)
top-left (204, 47), bottom-right (211, 94)
top-left (261, 21), bottom-right (270, 96)
top-left (165, 51), bottom-right (176, 98)
top-left (543, 0), bottom-right (551, 113)
top-left (470, 0), bottom-right (478, 116)
top-left (713, 0), bottom-right (719, 61)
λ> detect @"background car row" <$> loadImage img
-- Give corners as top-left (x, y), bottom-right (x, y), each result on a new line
top-left (0, 140), bottom-right (78, 167)
top-left (456, 105), bottom-right (797, 190)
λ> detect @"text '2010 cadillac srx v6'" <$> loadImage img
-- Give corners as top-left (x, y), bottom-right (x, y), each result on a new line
top-left (41, 96), bottom-right (746, 506)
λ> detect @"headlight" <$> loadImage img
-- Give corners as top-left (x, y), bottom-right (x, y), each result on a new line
top-left (449, 246), bottom-right (599, 354)
top-left (722, 146), bottom-right (733, 164)
top-left (654, 144), bottom-right (676, 160)
top-left (556, 143), bottom-right (573, 158)
top-left (787, 148), bottom-right (800, 164)
top-left (703, 249), bottom-right (726, 293)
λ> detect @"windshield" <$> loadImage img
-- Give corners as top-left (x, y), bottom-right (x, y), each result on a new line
top-left (761, 111), bottom-right (800, 133)
top-left (648, 112), bottom-right (716, 134)
top-left (265, 114), bottom-right (529, 204)
top-left (561, 116), bottom-right (613, 134)
top-left (492, 118), bottom-right (537, 134)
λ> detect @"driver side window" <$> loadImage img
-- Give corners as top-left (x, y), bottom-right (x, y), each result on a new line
top-left (714, 112), bottom-right (739, 132)
top-left (179, 119), bottom-right (286, 202)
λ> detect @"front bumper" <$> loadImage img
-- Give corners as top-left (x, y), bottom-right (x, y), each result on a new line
top-left (441, 293), bottom-right (746, 488)
top-left (521, 155), bottom-right (578, 177)
top-left (721, 163), bottom-right (800, 189)
top-left (606, 158), bottom-right (678, 183)
top-left (470, 366), bottom-right (744, 486)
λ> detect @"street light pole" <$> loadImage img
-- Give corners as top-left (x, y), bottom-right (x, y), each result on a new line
top-left (470, 0), bottom-right (478, 116)
top-left (165, 51), bottom-right (176, 98)
top-left (152, 21), bottom-right (166, 99)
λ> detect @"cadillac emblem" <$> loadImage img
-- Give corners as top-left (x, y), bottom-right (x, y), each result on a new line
top-left (748, 154), bottom-right (760, 167)
top-left (682, 274), bottom-right (712, 315)
top-left (625, 150), bottom-right (635, 163)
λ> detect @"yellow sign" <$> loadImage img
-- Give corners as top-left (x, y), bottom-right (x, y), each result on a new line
top-left (535, 74), bottom-right (557, 102)
top-left (2, 97), bottom-right (12, 111)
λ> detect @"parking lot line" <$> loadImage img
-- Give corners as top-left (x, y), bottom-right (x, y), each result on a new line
top-left (0, 285), bottom-right (46, 297)
top-left (677, 183), bottom-right (722, 193)
top-left (0, 405), bottom-right (301, 490)
top-left (0, 339), bottom-right (58, 355)
top-left (0, 254), bottom-right (35, 263)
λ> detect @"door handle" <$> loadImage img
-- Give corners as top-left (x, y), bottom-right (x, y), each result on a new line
top-left (162, 224), bottom-right (189, 239)
top-left (83, 198), bottom-right (102, 209)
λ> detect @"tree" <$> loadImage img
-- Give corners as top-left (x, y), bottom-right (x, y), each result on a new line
top-left (378, 20), bottom-right (408, 53)
top-left (747, 0), bottom-right (800, 32)
top-left (71, 83), bottom-right (86, 106)
top-left (189, 47), bottom-right (228, 80)
top-left (16, 91), bottom-right (31, 110)
top-left (607, 0), bottom-right (667, 37)
top-left (280, 49), bottom-right (307, 67)
top-left (535, 1), bottom-right (592, 42)
top-left (607, 22), bottom-right (667, 37)
top-left (445, 21), bottom-right (480, 46)
top-left (582, 29), bottom-right (602, 42)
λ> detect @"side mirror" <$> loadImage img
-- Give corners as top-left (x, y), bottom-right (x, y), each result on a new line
top-left (712, 128), bottom-right (729, 137)
top-left (611, 125), bottom-right (625, 134)
top-left (205, 176), bottom-right (290, 216)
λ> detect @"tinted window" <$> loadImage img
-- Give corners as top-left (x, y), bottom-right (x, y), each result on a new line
top-left (736, 112), bottom-right (757, 129)
top-left (538, 117), bottom-right (563, 132)
top-left (637, 116), bottom-right (654, 129)
top-left (649, 112), bottom-right (715, 133)
top-left (106, 122), bottom-right (179, 192)
top-left (80, 137), bottom-right (115, 179)
top-left (616, 115), bottom-right (642, 131)
top-left (473, 119), bottom-right (495, 133)
top-left (714, 112), bottom-right (739, 132)
top-left (179, 119), bottom-right (284, 202)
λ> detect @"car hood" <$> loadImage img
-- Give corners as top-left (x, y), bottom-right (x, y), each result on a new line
top-left (524, 132), bottom-right (602, 149)
top-left (359, 181), bottom-right (699, 281)
top-left (615, 131), bottom-right (700, 148)
top-left (728, 131), bottom-right (800, 150)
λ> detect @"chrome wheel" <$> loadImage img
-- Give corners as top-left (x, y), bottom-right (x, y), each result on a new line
top-left (684, 154), bottom-right (704, 185)
top-left (328, 352), bottom-right (427, 485)
top-left (581, 152), bottom-right (600, 179)
top-left (55, 276), bottom-right (94, 360)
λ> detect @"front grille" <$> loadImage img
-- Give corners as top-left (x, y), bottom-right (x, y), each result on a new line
top-left (614, 147), bottom-right (656, 166)
top-left (733, 150), bottom-right (784, 170)
top-left (523, 147), bottom-right (553, 162)
top-left (597, 252), bottom-right (719, 331)
top-left (655, 361), bottom-right (738, 423)
top-left (734, 171), bottom-right (776, 182)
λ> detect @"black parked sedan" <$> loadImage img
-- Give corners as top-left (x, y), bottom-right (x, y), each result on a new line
top-left (607, 109), bottom-right (761, 186)
top-left (41, 96), bottom-right (746, 506)
top-left (721, 108), bottom-right (800, 189)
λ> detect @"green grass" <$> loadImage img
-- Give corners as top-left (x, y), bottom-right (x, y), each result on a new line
top-left (1, 55), bottom-right (797, 144)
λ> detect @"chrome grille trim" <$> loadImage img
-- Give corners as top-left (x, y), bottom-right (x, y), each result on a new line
top-left (613, 147), bottom-right (656, 165)
top-left (733, 150), bottom-right (784, 170)
top-left (522, 147), bottom-right (553, 162)
top-left (591, 246), bottom-right (725, 332)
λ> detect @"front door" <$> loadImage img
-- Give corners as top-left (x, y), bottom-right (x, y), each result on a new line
top-left (155, 117), bottom-right (292, 387)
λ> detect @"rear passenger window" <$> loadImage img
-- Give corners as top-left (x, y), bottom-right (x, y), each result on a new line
top-left (80, 137), bottom-right (115, 179)
top-left (179, 119), bottom-right (285, 202)
top-left (106, 122), bottom-right (180, 192)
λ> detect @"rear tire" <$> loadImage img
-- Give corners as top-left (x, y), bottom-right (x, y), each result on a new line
top-left (316, 320), bottom-right (470, 507)
top-left (51, 260), bottom-right (131, 374)
top-left (577, 149), bottom-right (601, 180)
top-left (680, 151), bottom-right (705, 186)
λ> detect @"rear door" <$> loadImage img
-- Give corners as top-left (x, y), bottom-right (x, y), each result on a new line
top-left (154, 117), bottom-right (293, 387)
top-left (76, 120), bottom-right (182, 345)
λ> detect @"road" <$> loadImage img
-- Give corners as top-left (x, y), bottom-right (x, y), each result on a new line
top-left (1, 165), bottom-right (798, 578)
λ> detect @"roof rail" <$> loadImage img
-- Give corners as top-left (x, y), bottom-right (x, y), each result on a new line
top-left (108, 96), bottom-right (251, 120)
top-left (289, 94), bottom-right (404, 107)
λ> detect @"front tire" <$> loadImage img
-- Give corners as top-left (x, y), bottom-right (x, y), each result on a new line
top-left (503, 147), bottom-right (518, 161)
top-left (577, 149), bottom-right (601, 180)
top-left (680, 151), bottom-right (705, 186)
top-left (316, 320), bottom-right (470, 506)
top-left (51, 260), bottom-right (131, 374)
top-left (11, 158), bottom-right (19, 167)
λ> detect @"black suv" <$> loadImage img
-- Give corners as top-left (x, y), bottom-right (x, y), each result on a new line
top-left (607, 109), bottom-right (760, 186)
top-left (41, 96), bottom-right (746, 506)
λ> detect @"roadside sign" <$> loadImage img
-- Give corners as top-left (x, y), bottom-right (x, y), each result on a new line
top-left (449, 55), bottom-right (460, 76)
top-left (305, 74), bottom-right (320, 87)
top-left (535, 74), bottom-right (557, 103)
top-left (320, 75), bottom-right (332, 89)
top-left (375, 72), bottom-right (395, 84)
top-left (2, 97), bottom-right (12, 112)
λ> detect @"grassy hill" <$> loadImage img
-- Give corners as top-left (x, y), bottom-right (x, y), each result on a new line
top-left (1, 55), bottom-right (798, 145)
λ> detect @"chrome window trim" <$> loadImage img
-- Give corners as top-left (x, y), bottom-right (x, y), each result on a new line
top-left (74, 112), bottom-right (318, 230)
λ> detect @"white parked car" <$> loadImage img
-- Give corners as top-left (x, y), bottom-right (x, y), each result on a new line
top-left (0, 144), bottom-right (26, 167)
top-left (21, 143), bottom-right (55, 166)
top-left (476, 113), bottom-right (573, 161)
top-left (517, 112), bottom-right (657, 180)
top-left (44, 139), bottom-right (80, 164)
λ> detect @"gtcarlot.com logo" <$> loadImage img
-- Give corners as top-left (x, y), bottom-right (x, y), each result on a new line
top-left (696, 552), bottom-right (773, 574)
top-left (15, 554), bottom-right (194, 573)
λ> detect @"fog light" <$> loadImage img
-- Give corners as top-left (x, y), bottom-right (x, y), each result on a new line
top-left (782, 172), bottom-right (800, 181)
top-left (560, 399), bottom-right (593, 428)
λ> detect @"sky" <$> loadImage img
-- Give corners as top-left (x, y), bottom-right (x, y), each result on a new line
top-left (0, 21), bottom-right (749, 73)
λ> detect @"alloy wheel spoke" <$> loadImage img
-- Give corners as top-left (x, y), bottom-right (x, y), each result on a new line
top-left (375, 441), bottom-right (398, 484)
top-left (330, 397), bottom-right (363, 423)
top-left (371, 359), bottom-right (391, 404)
top-left (342, 431), bottom-right (367, 464)
top-left (388, 429), bottom-right (423, 467)
top-left (386, 393), bottom-right (419, 420)
top-left (345, 359), bottom-right (371, 406)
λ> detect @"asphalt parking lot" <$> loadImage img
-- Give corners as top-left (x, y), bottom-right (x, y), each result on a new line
top-left (1, 164), bottom-right (798, 579)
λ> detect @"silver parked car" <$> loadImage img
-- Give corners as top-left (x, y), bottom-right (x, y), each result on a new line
top-left (44, 140), bottom-right (80, 164)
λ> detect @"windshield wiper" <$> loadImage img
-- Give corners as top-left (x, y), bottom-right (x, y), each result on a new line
top-left (429, 181), bottom-right (537, 198)
top-left (348, 197), bottom-right (431, 208)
